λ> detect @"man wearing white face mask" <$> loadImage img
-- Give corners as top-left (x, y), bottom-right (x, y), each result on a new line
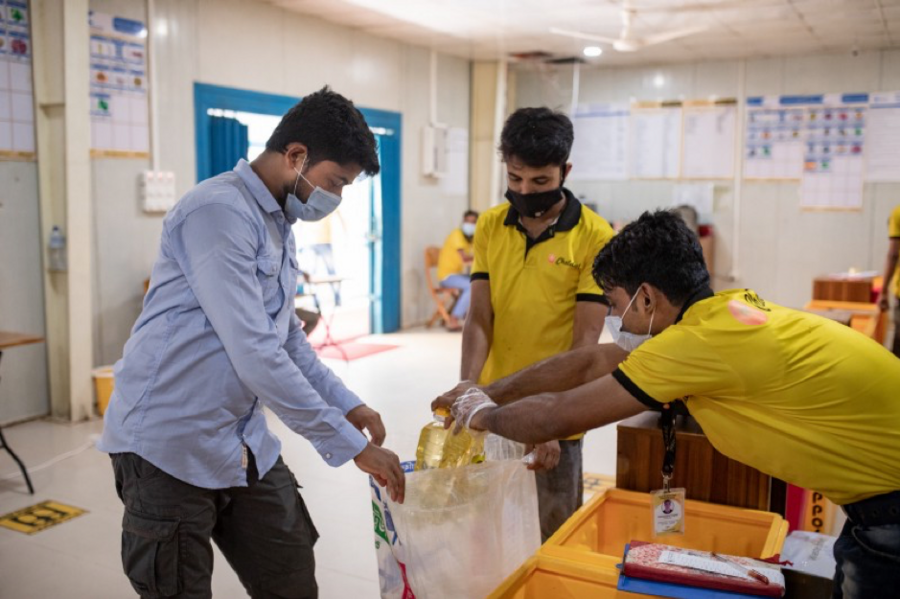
top-left (438, 210), bottom-right (900, 599)
top-left (99, 87), bottom-right (405, 599)
top-left (437, 210), bottom-right (479, 331)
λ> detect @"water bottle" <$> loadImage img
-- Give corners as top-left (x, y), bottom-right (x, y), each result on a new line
top-left (48, 226), bottom-right (67, 272)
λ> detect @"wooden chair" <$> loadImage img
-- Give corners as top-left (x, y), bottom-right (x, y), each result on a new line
top-left (424, 246), bottom-right (459, 328)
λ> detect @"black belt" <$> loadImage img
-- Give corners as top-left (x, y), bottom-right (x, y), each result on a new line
top-left (842, 491), bottom-right (900, 527)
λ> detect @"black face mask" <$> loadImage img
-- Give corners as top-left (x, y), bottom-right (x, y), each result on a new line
top-left (505, 169), bottom-right (566, 218)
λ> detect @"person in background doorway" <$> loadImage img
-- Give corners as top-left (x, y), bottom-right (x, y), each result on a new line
top-left (877, 204), bottom-right (900, 357)
top-left (437, 107), bottom-right (616, 542)
top-left (98, 87), bottom-right (404, 599)
top-left (441, 210), bottom-right (900, 599)
top-left (437, 210), bottom-right (479, 331)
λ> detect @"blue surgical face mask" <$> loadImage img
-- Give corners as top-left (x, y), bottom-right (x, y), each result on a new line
top-left (285, 156), bottom-right (342, 222)
top-left (605, 290), bottom-right (654, 352)
top-left (461, 222), bottom-right (476, 237)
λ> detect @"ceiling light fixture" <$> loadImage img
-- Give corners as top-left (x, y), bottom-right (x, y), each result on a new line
top-left (583, 46), bottom-right (603, 57)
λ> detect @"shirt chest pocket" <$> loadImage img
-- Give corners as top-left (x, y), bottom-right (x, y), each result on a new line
top-left (256, 255), bottom-right (281, 300)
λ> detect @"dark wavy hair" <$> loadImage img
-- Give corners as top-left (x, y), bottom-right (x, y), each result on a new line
top-left (499, 107), bottom-right (573, 168)
top-left (265, 86), bottom-right (380, 176)
top-left (592, 210), bottom-right (710, 304)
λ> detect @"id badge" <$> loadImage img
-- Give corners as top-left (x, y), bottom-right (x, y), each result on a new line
top-left (651, 487), bottom-right (686, 536)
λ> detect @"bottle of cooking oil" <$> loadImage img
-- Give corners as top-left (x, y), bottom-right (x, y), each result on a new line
top-left (414, 408), bottom-right (485, 471)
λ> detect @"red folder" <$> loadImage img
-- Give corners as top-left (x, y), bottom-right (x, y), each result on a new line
top-left (622, 541), bottom-right (785, 598)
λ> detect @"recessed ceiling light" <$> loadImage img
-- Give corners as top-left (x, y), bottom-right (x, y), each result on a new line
top-left (583, 46), bottom-right (603, 57)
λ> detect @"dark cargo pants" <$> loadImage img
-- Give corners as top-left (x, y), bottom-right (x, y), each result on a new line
top-left (111, 452), bottom-right (318, 598)
top-left (536, 439), bottom-right (584, 543)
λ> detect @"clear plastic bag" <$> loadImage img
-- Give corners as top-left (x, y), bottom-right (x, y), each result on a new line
top-left (370, 458), bottom-right (540, 599)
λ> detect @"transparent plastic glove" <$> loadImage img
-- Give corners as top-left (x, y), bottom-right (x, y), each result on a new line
top-left (451, 388), bottom-right (498, 434)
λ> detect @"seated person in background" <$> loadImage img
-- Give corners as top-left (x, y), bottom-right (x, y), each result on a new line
top-left (439, 210), bottom-right (900, 598)
top-left (437, 210), bottom-right (479, 331)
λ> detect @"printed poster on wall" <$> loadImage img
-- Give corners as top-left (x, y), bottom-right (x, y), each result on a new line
top-left (0, 0), bottom-right (35, 159)
top-left (89, 11), bottom-right (150, 158)
top-left (800, 94), bottom-right (866, 211)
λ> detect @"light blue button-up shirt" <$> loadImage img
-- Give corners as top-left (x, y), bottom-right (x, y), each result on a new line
top-left (98, 160), bottom-right (368, 488)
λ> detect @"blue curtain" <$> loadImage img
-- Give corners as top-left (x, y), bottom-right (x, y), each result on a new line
top-left (209, 115), bottom-right (249, 177)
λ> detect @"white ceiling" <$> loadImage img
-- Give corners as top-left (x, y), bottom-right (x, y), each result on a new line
top-left (263, 0), bottom-right (900, 66)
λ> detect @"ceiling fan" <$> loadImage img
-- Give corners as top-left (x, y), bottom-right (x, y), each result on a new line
top-left (550, 0), bottom-right (744, 53)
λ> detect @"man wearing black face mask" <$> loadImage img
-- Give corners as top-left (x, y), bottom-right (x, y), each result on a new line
top-left (434, 107), bottom-right (615, 541)
top-left (99, 87), bottom-right (404, 599)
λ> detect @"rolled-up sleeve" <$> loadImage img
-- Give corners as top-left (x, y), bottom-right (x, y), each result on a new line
top-left (284, 312), bottom-right (364, 416)
top-left (171, 203), bottom-right (368, 466)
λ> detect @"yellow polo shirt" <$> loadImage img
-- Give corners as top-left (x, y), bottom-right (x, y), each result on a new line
top-left (437, 228), bottom-right (473, 282)
top-left (889, 205), bottom-right (900, 296)
top-left (472, 192), bottom-right (615, 386)
top-left (614, 288), bottom-right (900, 505)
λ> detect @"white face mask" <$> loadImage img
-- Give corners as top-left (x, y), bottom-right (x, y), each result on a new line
top-left (285, 156), bottom-right (342, 222)
top-left (605, 289), bottom-right (654, 352)
top-left (461, 222), bottom-right (476, 237)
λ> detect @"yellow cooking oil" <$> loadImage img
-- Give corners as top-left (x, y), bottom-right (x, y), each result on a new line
top-left (414, 408), bottom-right (484, 471)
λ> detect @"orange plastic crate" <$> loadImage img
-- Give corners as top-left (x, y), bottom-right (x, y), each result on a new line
top-left (540, 488), bottom-right (787, 571)
top-left (488, 555), bottom-right (653, 599)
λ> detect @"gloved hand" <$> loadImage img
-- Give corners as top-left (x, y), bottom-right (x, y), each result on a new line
top-left (450, 388), bottom-right (498, 434)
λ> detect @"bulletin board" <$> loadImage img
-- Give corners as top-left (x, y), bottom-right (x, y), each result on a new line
top-left (569, 103), bottom-right (629, 181)
top-left (89, 11), bottom-right (150, 158)
top-left (0, 0), bottom-right (34, 160)
top-left (681, 99), bottom-right (736, 180)
top-left (628, 102), bottom-right (681, 180)
top-left (865, 91), bottom-right (900, 182)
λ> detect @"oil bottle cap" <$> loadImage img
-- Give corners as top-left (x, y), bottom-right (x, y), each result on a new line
top-left (434, 407), bottom-right (450, 422)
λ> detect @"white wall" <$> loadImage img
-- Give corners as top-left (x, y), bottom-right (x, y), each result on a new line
top-left (0, 162), bottom-right (49, 424)
top-left (514, 51), bottom-right (900, 309)
top-left (89, 0), bottom-right (471, 366)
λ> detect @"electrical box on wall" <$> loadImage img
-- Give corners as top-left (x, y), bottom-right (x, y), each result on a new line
top-left (140, 171), bottom-right (177, 213)
top-left (421, 124), bottom-right (448, 178)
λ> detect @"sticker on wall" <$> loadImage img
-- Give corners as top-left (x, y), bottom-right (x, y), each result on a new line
top-left (0, 500), bottom-right (87, 535)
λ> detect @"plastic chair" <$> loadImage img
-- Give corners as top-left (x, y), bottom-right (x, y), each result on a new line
top-left (424, 246), bottom-right (459, 328)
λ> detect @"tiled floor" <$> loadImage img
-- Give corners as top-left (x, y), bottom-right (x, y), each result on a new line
top-left (0, 327), bottom-right (620, 598)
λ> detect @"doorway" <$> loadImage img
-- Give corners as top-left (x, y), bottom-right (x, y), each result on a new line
top-left (193, 83), bottom-right (401, 334)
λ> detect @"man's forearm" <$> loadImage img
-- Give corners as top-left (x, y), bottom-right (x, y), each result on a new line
top-left (484, 343), bottom-right (628, 405)
top-left (481, 395), bottom-right (567, 444)
top-left (882, 253), bottom-right (898, 297)
top-left (460, 318), bottom-right (491, 382)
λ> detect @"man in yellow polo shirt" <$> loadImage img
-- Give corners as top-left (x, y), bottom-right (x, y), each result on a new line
top-left (436, 210), bottom-right (479, 331)
top-left (877, 204), bottom-right (900, 357)
top-left (443, 210), bottom-right (900, 598)
top-left (438, 107), bottom-right (615, 541)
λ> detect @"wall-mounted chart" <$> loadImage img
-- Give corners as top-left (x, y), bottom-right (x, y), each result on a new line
top-left (89, 11), bottom-right (149, 158)
top-left (799, 94), bottom-right (866, 210)
top-left (0, 0), bottom-right (35, 160)
top-left (744, 96), bottom-right (806, 180)
top-left (681, 99), bottom-right (736, 180)
top-left (629, 102), bottom-right (681, 180)
top-left (569, 104), bottom-right (629, 181)
top-left (865, 91), bottom-right (900, 183)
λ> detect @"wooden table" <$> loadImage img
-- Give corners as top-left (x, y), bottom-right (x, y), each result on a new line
top-left (0, 331), bottom-right (45, 494)
top-left (617, 412), bottom-right (785, 514)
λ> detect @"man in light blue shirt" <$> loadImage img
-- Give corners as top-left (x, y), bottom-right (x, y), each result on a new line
top-left (99, 87), bottom-right (404, 599)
